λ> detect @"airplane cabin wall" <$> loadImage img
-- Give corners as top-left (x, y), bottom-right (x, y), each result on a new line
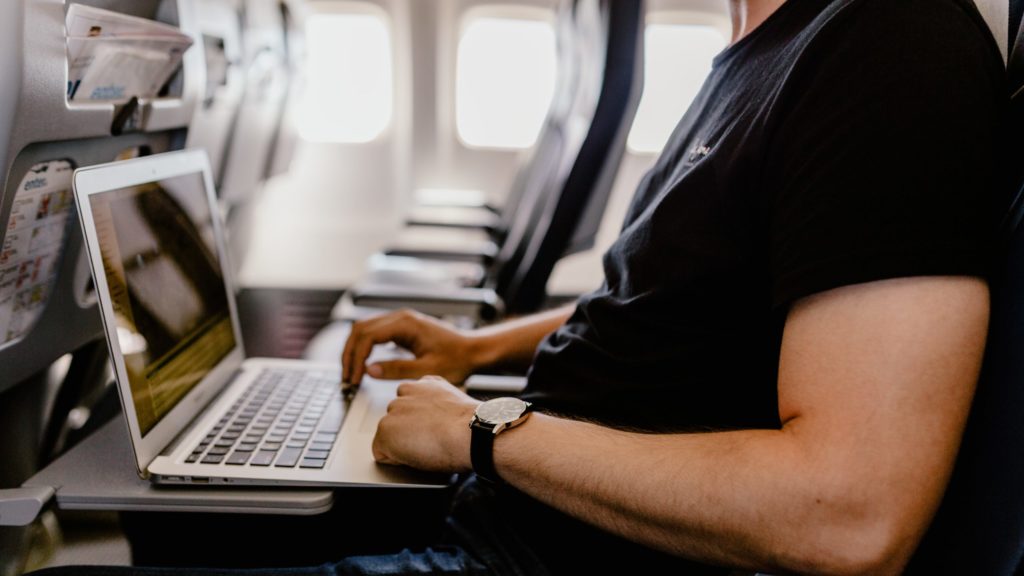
top-left (415, 0), bottom-right (557, 201)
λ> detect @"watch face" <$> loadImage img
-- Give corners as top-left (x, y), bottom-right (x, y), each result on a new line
top-left (476, 397), bottom-right (529, 425)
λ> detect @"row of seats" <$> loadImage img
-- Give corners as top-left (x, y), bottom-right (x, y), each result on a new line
top-left (0, 1), bottom-right (299, 573)
top-left (329, 0), bottom-right (645, 327)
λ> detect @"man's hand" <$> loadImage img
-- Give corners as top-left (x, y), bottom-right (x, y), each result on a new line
top-left (342, 309), bottom-right (483, 385)
top-left (372, 376), bottom-right (481, 473)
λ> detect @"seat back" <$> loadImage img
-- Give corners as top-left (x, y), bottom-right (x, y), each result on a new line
top-left (490, 0), bottom-right (581, 237)
top-left (0, 1), bottom-right (206, 572)
top-left (185, 0), bottom-right (246, 190)
top-left (495, 0), bottom-right (644, 314)
top-left (216, 0), bottom-right (288, 208)
top-left (906, 4), bottom-right (1024, 573)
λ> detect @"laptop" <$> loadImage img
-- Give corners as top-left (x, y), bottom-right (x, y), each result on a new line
top-left (73, 149), bottom-right (445, 488)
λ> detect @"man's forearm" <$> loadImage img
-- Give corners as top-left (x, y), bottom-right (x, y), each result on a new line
top-left (467, 304), bottom-right (574, 372)
top-left (492, 414), bottom-right (930, 575)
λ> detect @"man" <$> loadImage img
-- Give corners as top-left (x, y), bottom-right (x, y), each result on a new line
top-left (34, 0), bottom-right (1003, 574)
top-left (340, 0), bottom-right (1005, 573)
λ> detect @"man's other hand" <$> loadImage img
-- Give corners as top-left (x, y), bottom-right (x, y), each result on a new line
top-left (372, 376), bottom-right (480, 473)
top-left (342, 309), bottom-right (484, 386)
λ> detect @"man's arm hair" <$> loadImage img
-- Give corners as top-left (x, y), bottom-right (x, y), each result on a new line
top-left (468, 304), bottom-right (575, 373)
top-left (492, 277), bottom-right (988, 574)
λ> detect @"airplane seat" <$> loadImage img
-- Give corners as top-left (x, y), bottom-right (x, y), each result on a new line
top-left (216, 0), bottom-right (290, 272)
top-left (394, 0), bottom-right (583, 238)
top-left (904, 6), bottom-right (1024, 573)
top-left (341, 0), bottom-right (645, 323)
top-left (374, 0), bottom-right (583, 270)
top-left (266, 0), bottom-right (308, 179)
top-left (0, 0), bottom-right (206, 572)
top-left (185, 0), bottom-right (246, 193)
top-left (495, 0), bottom-right (644, 314)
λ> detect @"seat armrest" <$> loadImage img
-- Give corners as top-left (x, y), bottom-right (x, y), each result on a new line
top-left (405, 206), bottom-right (502, 232)
top-left (350, 284), bottom-right (504, 322)
top-left (384, 246), bottom-right (496, 264)
top-left (0, 487), bottom-right (55, 526)
top-left (415, 188), bottom-right (497, 212)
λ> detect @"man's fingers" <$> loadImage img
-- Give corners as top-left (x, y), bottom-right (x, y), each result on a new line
top-left (367, 359), bottom-right (429, 381)
top-left (349, 332), bottom-right (379, 386)
top-left (371, 430), bottom-right (395, 464)
top-left (342, 312), bottom-right (409, 381)
top-left (341, 323), bottom-right (357, 382)
top-left (348, 318), bottom-right (428, 384)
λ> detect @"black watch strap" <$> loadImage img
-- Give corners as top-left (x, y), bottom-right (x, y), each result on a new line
top-left (470, 422), bottom-right (501, 484)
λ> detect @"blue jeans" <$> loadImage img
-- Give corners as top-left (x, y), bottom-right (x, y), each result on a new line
top-left (29, 476), bottom-right (550, 576)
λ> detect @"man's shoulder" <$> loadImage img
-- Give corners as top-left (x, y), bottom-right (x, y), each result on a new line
top-left (823, 0), bottom-right (1000, 57)
top-left (781, 0), bottom-right (1005, 95)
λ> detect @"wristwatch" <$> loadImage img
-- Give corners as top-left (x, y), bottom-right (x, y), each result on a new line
top-left (469, 397), bottom-right (533, 484)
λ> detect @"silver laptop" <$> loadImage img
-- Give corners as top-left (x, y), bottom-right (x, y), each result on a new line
top-left (74, 149), bottom-right (445, 488)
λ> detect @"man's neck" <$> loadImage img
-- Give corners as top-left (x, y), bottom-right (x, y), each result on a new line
top-left (729, 0), bottom-right (788, 43)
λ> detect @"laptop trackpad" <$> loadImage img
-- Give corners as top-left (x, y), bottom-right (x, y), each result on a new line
top-left (360, 392), bottom-right (389, 434)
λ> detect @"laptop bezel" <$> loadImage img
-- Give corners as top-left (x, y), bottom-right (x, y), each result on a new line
top-left (73, 149), bottom-right (247, 478)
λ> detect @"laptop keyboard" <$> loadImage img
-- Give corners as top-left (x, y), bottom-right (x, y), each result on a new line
top-left (185, 369), bottom-right (345, 470)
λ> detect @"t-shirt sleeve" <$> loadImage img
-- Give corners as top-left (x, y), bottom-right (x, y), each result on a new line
top-left (766, 0), bottom-right (1004, 309)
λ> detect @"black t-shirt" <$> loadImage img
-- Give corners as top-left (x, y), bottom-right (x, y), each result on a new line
top-left (500, 0), bottom-right (1006, 573)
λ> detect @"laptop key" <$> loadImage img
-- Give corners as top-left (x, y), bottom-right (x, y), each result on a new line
top-left (201, 454), bottom-right (224, 464)
top-left (300, 458), bottom-right (326, 469)
top-left (274, 448), bottom-right (302, 468)
top-left (305, 450), bottom-right (330, 460)
top-left (309, 442), bottom-right (333, 452)
top-left (261, 442), bottom-right (282, 451)
top-left (250, 451), bottom-right (276, 466)
top-left (226, 451), bottom-right (251, 465)
top-left (235, 443), bottom-right (257, 452)
top-left (186, 454), bottom-right (200, 463)
top-left (207, 446), bottom-right (229, 456)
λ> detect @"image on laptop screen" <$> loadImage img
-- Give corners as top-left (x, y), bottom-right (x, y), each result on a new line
top-left (89, 171), bottom-right (236, 435)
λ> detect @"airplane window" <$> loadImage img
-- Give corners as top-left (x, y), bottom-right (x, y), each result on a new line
top-left (456, 16), bottom-right (557, 150)
top-left (299, 11), bottom-right (393, 143)
top-left (627, 23), bottom-right (728, 155)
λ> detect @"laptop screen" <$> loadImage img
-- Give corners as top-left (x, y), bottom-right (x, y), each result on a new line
top-left (89, 171), bottom-right (236, 436)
